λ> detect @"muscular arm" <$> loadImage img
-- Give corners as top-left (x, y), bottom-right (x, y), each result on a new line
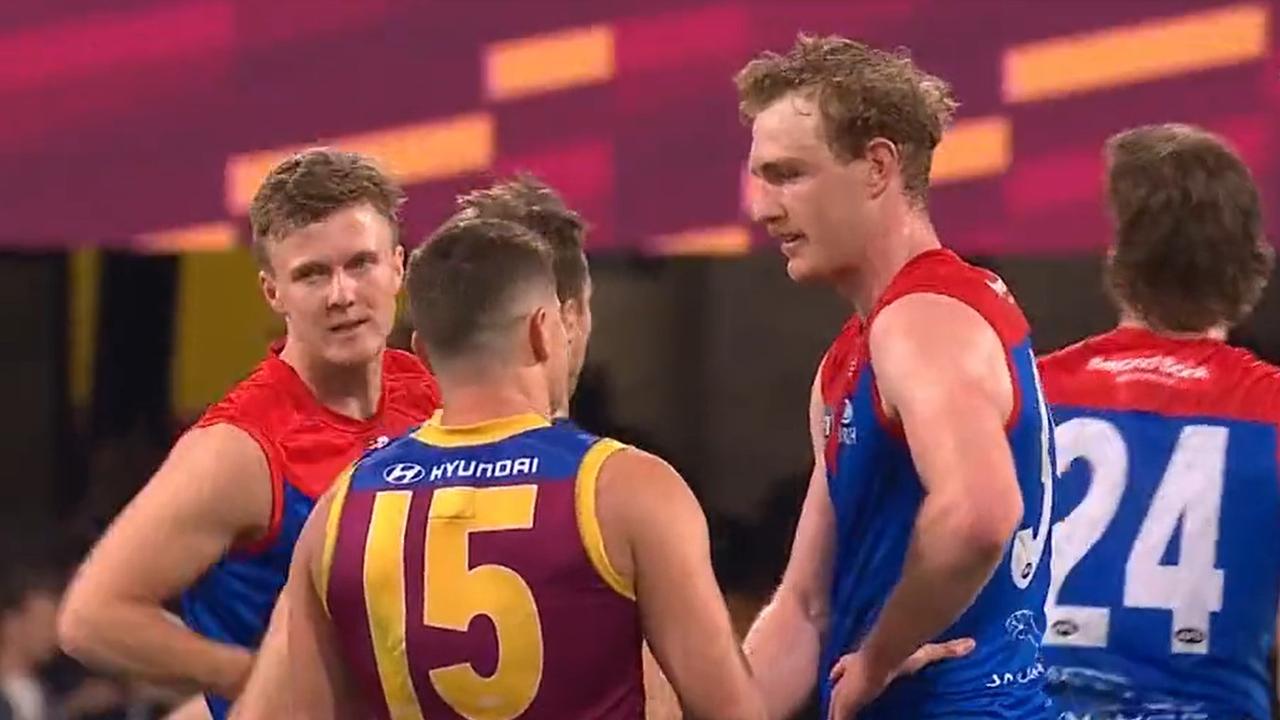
top-left (857, 294), bottom-right (1024, 676)
top-left (598, 449), bottom-right (764, 720)
top-left (230, 492), bottom-right (356, 720)
top-left (742, 370), bottom-right (835, 719)
top-left (58, 424), bottom-right (272, 697)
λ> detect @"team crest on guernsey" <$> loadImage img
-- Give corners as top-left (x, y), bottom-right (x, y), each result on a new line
top-left (838, 399), bottom-right (856, 445)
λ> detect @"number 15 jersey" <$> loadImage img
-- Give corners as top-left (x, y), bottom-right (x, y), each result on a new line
top-left (1039, 327), bottom-right (1280, 719)
top-left (320, 413), bottom-right (644, 720)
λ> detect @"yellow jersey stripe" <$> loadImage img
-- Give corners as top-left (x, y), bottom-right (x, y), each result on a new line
top-left (575, 439), bottom-right (635, 600)
top-left (413, 411), bottom-right (551, 448)
top-left (318, 465), bottom-right (355, 618)
top-left (364, 491), bottom-right (425, 720)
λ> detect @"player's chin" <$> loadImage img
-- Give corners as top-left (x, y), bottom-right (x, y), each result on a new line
top-left (784, 256), bottom-right (824, 284)
top-left (323, 331), bottom-right (384, 367)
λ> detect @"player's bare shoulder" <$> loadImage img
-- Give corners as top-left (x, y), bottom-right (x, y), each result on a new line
top-left (868, 292), bottom-right (1012, 418)
top-left (596, 446), bottom-right (691, 519)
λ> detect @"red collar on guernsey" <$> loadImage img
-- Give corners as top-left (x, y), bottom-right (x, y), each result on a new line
top-left (1098, 325), bottom-right (1227, 350)
top-left (866, 247), bottom-right (959, 324)
top-left (264, 340), bottom-right (393, 432)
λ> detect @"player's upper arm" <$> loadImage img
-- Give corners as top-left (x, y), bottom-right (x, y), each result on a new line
top-left (869, 294), bottom-right (1022, 546)
top-left (62, 424), bottom-right (272, 622)
top-left (599, 449), bottom-right (763, 720)
top-left (773, 366), bottom-right (836, 626)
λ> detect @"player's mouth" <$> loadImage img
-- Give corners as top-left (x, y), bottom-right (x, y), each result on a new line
top-left (329, 318), bottom-right (370, 335)
top-left (778, 232), bottom-right (806, 255)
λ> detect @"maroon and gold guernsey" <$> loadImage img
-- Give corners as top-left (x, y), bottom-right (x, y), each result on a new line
top-left (320, 413), bottom-right (645, 720)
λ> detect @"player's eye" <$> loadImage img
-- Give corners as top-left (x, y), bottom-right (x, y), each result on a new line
top-left (346, 252), bottom-right (377, 272)
top-left (764, 165), bottom-right (802, 185)
top-left (292, 265), bottom-right (329, 283)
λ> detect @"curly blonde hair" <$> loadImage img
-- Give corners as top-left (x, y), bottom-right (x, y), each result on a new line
top-left (735, 34), bottom-right (958, 201)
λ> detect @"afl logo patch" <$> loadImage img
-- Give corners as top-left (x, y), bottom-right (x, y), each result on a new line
top-left (383, 462), bottom-right (426, 485)
top-left (1175, 627), bottom-right (1206, 646)
top-left (1051, 619), bottom-right (1079, 638)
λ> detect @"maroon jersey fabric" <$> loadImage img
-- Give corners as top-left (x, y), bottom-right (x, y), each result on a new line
top-left (323, 415), bottom-right (644, 719)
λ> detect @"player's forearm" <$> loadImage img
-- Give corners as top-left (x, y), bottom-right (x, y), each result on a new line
top-left (742, 590), bottom-right (825, 720)
top-left (59, 600), bottom-right (251, 697)
top-left (643, 642), bottom-right (682, 720)
top-left (859, 494), bottom-right (1009, 673)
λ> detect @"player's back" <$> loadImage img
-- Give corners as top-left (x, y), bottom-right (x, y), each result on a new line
top-left (819, 249), bottom-right (1055, 719)
top-left (1040, 327), bottom-right (1280, 719)
top-left (323, 413), bottom-right (644, 720)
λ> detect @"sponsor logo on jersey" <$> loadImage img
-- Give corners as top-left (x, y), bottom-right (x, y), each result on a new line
top-left (1086, 355), bottom-right (1210, 381)
top-left (383, 462), bottom-right (426, 485)
top-left (985, 610), bottom-right (1047, 689)
top-left (427, 456), bottom-right (540, 483)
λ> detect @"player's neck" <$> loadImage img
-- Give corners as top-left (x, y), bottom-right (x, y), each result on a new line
top-left (434, 368), bottom-right (554, 427)
top-left (1117, 316), bottom-right (1229, 341)
top-left (840, 209), bottom-right (941, 317)
top-left (279, 341), bottom-right (384, 420)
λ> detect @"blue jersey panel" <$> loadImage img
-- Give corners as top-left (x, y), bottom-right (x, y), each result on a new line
top-left (821, 339), bottom-right (1055, 719)
top-left (1044, 407), bottom-right (1280, 720)
top-left (180, 481), bottom-right (316, 719)
top-left (352, 420), bottom-right (597, 493)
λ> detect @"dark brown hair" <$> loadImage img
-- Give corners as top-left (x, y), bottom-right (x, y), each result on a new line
top-left (454, 174), bottom-right (589, 302)
top-left (248, 148), bottom-right (405, 270)
top-left (1104, 123), bottom-right (1273, 331)
top-left (735, 33), bottom-right (958, 202)
top-left (406, 218), bottom-right (556, 366)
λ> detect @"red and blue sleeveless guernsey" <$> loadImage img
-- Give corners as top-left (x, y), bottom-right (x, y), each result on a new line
top-left (320, 414), bottom-right (645, 720)
top-left (1039, 327), bottom-right (1280, 720)
top-left (180, 346), bottom-right (440, 719)
top-left (818, 249), bottom-right (1056, 719)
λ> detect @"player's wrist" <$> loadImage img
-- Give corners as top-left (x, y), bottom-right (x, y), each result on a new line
top-left (856, 634), bottom-right (903, 682)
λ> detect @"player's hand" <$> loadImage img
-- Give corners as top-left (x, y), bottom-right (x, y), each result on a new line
top-left (896, 636), bottom-right (975, 676)
top-left (826, 638), bottom-right (975, 720)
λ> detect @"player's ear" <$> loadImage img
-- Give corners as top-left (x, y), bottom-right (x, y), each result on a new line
top-left (863, 137), bottom-right (899, 199)
top-left (527, 306), bottom-right (552, 364)
top-left (260, 270), bottom-right (286, 314)
top-left (391, 243), bottom-right (406, 290)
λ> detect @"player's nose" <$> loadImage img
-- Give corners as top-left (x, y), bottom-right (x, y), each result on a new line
top-left (750, 185), bottom-right (784, 225)
top-left (327, 269), bottom-right (357, 307)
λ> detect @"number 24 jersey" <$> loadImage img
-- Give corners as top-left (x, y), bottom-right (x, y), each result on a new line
top-left (1039, 327), bottom-right (1280, 720)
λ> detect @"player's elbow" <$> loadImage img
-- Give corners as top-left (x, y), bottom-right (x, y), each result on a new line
top-left (773, 581), bottom-right (829, 634)
top-left (57, 576), bottom-right (122, 662)
top-left (56, 589), bottom-right (102, 661)
top-left (941, 491), bottom-right (1023, 562)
